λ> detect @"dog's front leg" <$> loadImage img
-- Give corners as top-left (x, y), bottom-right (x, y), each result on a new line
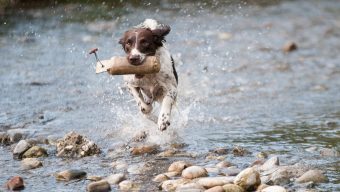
top-left (127, 85), bottom-right (153, 114)
top-left (158, 89), bottom-right (177, 131)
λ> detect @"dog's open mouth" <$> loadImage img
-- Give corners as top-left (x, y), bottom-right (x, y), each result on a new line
top-left (135, 74), bottom-right (144, 79)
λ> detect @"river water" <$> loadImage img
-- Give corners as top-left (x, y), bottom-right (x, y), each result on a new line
top-left (0, 0), bottom-right (339, 191)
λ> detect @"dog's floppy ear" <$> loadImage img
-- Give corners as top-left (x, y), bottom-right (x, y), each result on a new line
top-left (152, 25), bottom-right (171, 46)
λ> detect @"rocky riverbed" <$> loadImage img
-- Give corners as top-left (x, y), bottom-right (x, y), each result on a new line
top-left (1, 0), bottom-right (339, 191)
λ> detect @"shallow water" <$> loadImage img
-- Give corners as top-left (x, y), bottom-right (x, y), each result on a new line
top-left (0, 0), bottom-right (339, 191)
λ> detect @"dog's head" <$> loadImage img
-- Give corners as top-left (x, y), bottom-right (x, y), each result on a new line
top-left (118, 25), bottom-right (170, 65)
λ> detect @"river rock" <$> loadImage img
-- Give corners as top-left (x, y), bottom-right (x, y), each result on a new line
top-left (164, 171), bottom-right (181, 177)
top-left (205, 167), bottom-right (220, 175)
top-left (111, 160), bottom-right (128, 170)
top-left (223, 184), bottom-right (244, 192)
top-left (168, 161), bottom-right (192, 173)
top-left (296, 170), bottom-right (328, 183)
top-left (21, 158), bottom-right (42, 170)
top-left (22, 146), bottom-right (48, 158)
top-left (256, 184), bottom-right (269, 191)
top-left (211, 147), bottom-right (228, 155)
top-left (119, 180), bottom-right (139, 191)
top-left (176, 183), bottom-right (205, 192)
top-left (232, 146), bottom-right (250, 156)
top-left (131, 145), bottom-right (158, 155)
top-left (56, 169), bottom-right (87, 181)
top-left (224, 167), bottom-right (242, 176)
top-left (128, 163), bottom-right (145, 174)
top-left (87, 180), bottom-right (111, 192)
top-left (161, 179), bottom-right (191, 191)
top-left (216, 161), bottom-right (232, 168)
top-left (319, 148), bottom-right (339, 157)
top-left (234, 167), bottom-right (261, 191)
top-left (153, 173), bottom-right (170, 182)
top-left (106, 173), bottom-right (125, 185)
top-left (13, 140), bottom-right (32, 159)
top-left (182, 166), bottom-right (208, 179)
top-left (205, 186), bottom-right (224, 192)
top-left (6, 176), bottom-right (24, 190)
top-left (87, 176), bottom-right (102, 181)
top-left (157, 149), bottom-right (177, 157)
top-left (269, 168), bottom-right (290, 185)
top-left (56, 131), bottom-right (100, 158)
top-left (7, 128), bottom-right (33, 142)
top-left (282, 41), bottom-right (297, 52)
top-left (260, 156), bottom-right (279, 171)
top-left (196, 176), bottom-right (234, 188)
top-left (0, 132), bottom-right (11, 145)
top-left (261, 185), bottom-right (287, 192)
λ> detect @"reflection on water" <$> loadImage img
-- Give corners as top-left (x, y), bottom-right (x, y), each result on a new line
top-left (0, 0), bottom-right (339, 191)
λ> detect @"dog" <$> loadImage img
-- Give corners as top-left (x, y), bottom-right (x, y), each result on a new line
top-left (118, 19), bottom-right (178, 131)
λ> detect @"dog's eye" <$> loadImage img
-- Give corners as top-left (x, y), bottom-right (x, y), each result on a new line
top-left (126, 39), bottom-right (132, 46)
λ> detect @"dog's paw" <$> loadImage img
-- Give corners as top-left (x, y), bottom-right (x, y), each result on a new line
top-left (158, 113), bottom-right (170, 131)
top-left (139, 101), bottom-right (152, 114)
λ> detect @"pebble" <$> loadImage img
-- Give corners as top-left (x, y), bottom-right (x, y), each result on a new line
top-left (260, 156), bottom-right (279, 171)
top-left (205, 186), bottom-right (224, 192)
top-left (296, 170), bottom-right (328, 183)
top-left (22, 146), bottom-right (48, 158)
top-left (87, 176), bottom-right (102, 181)
top-left (256, 184), bottom-right (269, 191)
top-left (7, 128), bottom-right (34, 142)
top-left (205, 167), bottom-right (220, 175)
top-left (196, 176), bottom-right (235, 188)
top-left (13, 140), bottom-right (32, 159)
top-left (224, 167), bottom-right (242, 176)
top-left (87, 180), bottom-right (111, 192)
top-left (119, 180), bottom-right (139, 191)
top-left (232, 146), bottom-right (250, 156)
top-left (157, 149), bottom-right (177, 157)
top-left (319, 148), bottom-right (339, 157)
top-left (168, 161), bottom-right (192, 173)
top-left (21, 158), bottom-right (42, 170)
top-left (0, 132), bottom-right (11, 145)
top-left (269, 168), bottom-right (290, 185)
top-left (234, 167), bottom-right (261, 191)
top-left (6, 176), bottom-right (24, 190)
top-left (256, 152), bottom-right (268, 159)
top-left (56, 169), bottom-right (87, 181)
top-left (222, 184), bottom-right (244, 192)
top-left (161, 179), bottom-right (191, 191)
top-left (153, 173), bottom-right (169, 182)
top-left (176, 183), bottom-right (205, 192)
top-left (182, 166), bottom-right (208, 179)
top-left (164, 171), bottom-right (181, 177)
top-left (261, 185), bottom-right (287, 192)
top-left (130, 145), bottom-right (158, 155)
top-left (216, 161), bottom-right (232, 168)
top-left (282, 41), bottom-right (298, 52)
top-left (111, 160), bottom-right (128, 170)
top-left (211, 147), bottom-right (228, 155)
top-left (105, 173), bottom-right (125, 185)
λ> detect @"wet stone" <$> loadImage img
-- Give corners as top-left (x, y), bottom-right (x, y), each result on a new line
top-left (269, 168), bottom-right (290, 185)
top-left (0, 132), bottom-right (11, 145)
top-left (56, 169), bottom-right (87, 181)
top-left (262, 185), bottom-right (287, 192)
top-left (6, 176), bottom-right (24, 191)
top-left (119, 180), bottom-right (139, 191)
top-left (176, 183), bottom-right (205, 192)
top-left (224, 167), bottom-right (242, 176)
top-left (21, 158), bottom-right (42, 170)
top-left (296, 170), bottom-right (328, 183)
top-left (232, 146), bottom-right (250, 156)
top-left (234, 168), bottom-right (261, 191)
top-left (22, 146), bottom-right (48, 158)
top-left (87, 176), bottom-right (102, 182)
top-left (161, 179), bottom-right (191, 191)
top-left (153, 173), bottom-right (169, 182)
top-left (211, 147), bottom-right (228, 155)
top-left (205, 186), bottom-right (224, 192)
top-left (13, 140), bottom-right (31, 159)
top-left (319, 148), bottom-right (339, 157)
top-left (260, 156), bottom-right (279, 171)
top-left (195, 176), bottom-right (235, 189)
top-left (182, 166), bottom-right (208, 179)
top-left (130, 144), bottom-right (158, 155)
top-left (282, 41), bottom-right (298, 52)
top-left (56, 132), bottom-right (100, 158)
top-left (168, 161), bottom-right (193, 173)
top-left (105, 173), bottom-right (125, 185)
top-left (87, 180), bottom-right (111, 192)
top-left (216, 161), bottom-right (232, 168)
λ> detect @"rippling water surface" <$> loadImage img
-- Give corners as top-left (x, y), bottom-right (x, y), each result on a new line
top-left (0, 0), bottom-right (339, 191)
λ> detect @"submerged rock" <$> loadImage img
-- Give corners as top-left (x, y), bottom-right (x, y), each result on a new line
top-left (130, 145), bottom-right (158, 155)
top-left (105, 173), bottom-right (125, 185)
top-left (21, 158), bottom-right (42, 170)
top-left (205, 186), bottom-right (224, 192)
top-left (153, 173), bottom-right (170, 182)
top-left (56, 169), bottom-right (87, 181)
top-left (13, 140), bottom-right (32, 159)
top-left (182, 166), bottom-right (208, 179)
top-left (56, 132), bottom-right (100, 158)
top-left (222, 184), bottom-right (244, 192)
top-left (0, 132), bottom-right (11, 145)
top-left (224, 167), bottom-right (242, 176)
top-left (232, 146), bottom-right (250, 156)
top-left (168, 161), bottom-right (193, 173)
top-left (87, 180), bottom-right (111, 192)
top-left (296, 170), bottom-right (328, 183)
top-left (6, 176), bottom-right (24, 191)
top-left (282, 41), bottom-right (298, 52)
top-left (216, 161), bottom-right (232, 168)
top-left (234, 168), bottom-right (261, 191)
top-left (22, 146), bottom-right (48, 158)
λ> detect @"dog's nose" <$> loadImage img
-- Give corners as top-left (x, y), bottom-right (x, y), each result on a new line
top-left (128, 55), bottom-right (141, 65)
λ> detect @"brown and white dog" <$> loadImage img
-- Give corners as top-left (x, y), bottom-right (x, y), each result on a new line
top-left (119, 19), bottom-right (178, 131)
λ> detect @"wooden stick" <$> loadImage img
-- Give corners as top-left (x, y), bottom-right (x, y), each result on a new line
top-left (96, 56), bottom-right (160, 75)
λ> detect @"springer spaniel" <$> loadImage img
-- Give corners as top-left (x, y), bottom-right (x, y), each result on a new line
top-left (119, 19), bottom-right (178, 131)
